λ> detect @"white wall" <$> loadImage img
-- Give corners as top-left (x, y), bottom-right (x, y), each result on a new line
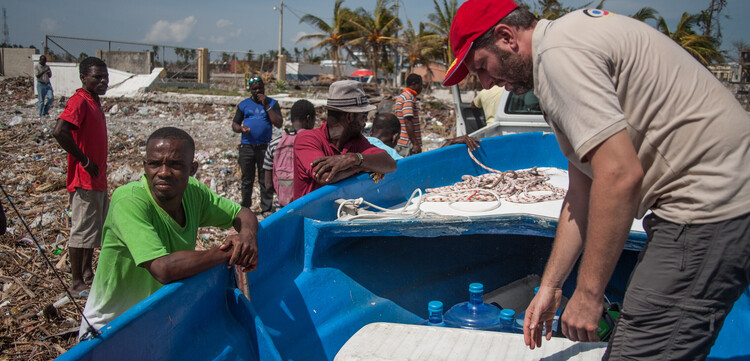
top-left (32, 54), bottom-right (140, 98)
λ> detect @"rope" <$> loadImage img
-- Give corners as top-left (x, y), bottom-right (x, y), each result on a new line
top-left (336, 189), bottom-right (427, 220)
top-left (0, 185), bottom-right (101, 339)
top-left (334, 147), bottom-right (567, 221)
top-left (424, 148), bottom-right (566, 204)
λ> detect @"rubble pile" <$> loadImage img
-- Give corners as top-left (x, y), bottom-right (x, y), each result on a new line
top-left (1, 76), bottom-right (458, 360)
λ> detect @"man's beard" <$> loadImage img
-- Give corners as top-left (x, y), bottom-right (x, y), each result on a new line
top-left (488, 43), bottom-right (534, 95)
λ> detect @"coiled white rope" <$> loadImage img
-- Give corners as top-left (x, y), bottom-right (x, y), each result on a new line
top-left (335, 148), bottom-right (567, 221)
top-left (423, 149), bottom-right (566, 204)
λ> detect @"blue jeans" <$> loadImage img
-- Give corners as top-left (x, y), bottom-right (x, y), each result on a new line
top-left (37, 82), bottom-right (53, 116)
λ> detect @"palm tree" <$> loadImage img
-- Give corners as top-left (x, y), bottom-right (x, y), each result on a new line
top-left (298, 0), bottom-right (356, 79)
top-left (630, 6), bottom-right (659, 24)
top-left (426, 0), bottom-right (458, 67)
top-left (657, 12), bottom-right (723, 66)
top-left (401, 20), bottom-right (442, 77)
top-left (347, 0), bottom-right (401, 90)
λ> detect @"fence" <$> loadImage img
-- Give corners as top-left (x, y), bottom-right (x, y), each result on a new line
top-left (43, 35), bottom-right (283, 90)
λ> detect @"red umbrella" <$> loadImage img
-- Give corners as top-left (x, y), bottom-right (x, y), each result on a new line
top-left (350, 69), bottom-right (374, 77)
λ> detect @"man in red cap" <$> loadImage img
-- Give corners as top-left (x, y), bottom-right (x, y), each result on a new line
top-left (446, 0), bottom-right (750, 359)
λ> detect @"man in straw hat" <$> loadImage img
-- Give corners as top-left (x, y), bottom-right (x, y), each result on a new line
top-left (293, 80), bottom-right (396, 200)
top-left (445, 0), bottom-right (750, 359)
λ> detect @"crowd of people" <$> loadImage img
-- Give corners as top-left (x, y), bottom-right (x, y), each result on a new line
top-left (47, 56), bottom-right (477, 340)
top-left (25, 0), bottom-right (750, 356)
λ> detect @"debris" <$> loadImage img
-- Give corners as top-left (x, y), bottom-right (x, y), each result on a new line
top-left (0, 75), bottom-right (461, 359)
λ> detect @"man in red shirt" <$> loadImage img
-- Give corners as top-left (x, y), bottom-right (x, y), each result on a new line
top-left (394, 73), bottom-right (424, 157)
top-left (293, 80), bottom-right (397, 200)
top-left (52, 57), bottom-right (109, 296)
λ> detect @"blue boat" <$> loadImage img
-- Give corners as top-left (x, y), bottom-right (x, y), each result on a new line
top-left (58, 132), bottom-right (750, 360)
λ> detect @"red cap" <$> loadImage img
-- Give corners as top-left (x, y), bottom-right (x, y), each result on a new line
top-left (443, 0), bottom-right (519, 86)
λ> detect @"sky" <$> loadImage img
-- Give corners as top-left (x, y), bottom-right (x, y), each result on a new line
top-left (4, 0), bottom-right (749, 61)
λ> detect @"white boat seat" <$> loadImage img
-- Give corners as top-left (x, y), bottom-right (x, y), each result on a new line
top-left (335, 322), bottom-right (607, 361)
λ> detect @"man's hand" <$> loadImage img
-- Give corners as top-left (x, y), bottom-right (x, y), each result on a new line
top-left (255, 93), bottom-right (267, 106)
top-left (412, 144), bottom-right (422, 154)
top-left (83, 159), bottom-right (100, 178)
top-left (220, 233), bottom-right (258, 272)
top-left (524, 285), bottom-right (563, 349)
top-left (241, 125), bottom-right (251, 134)
top-left (560, 290), bottom-right (602, 342)
top-left (443, 135), bottom-right (481, 151)
top-left (312, 154), bottom-right (357, 183)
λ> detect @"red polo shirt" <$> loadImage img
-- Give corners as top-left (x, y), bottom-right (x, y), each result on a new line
top-left (58, 88), bottom-right (108, 192)
top-left (293, 122), bottom-right (385, 200)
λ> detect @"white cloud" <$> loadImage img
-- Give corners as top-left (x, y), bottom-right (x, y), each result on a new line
top-left (216, 19), bottom-right (233, 28)
top-left (229, 28), bottom-right (242, 38)
top-left (40, 18), bottom-right (58, 33)
top-left (144, 16), bottom-right (197, 43)
top-left (210, 36), bottom-right (226, 44)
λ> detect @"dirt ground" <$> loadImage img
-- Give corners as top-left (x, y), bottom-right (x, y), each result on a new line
top-left (0, 76), bottom-right (456, 360)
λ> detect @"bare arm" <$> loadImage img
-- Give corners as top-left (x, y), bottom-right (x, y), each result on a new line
top-left (525, 161), bottom-right (590, 349)
top-left (266, 103), bottom-right (283, 129)
top-left (224, 207), bottom-right (259, 272)
top-left (264, 170), bottom-right (274, 193)
top-left (143, 247), bottom-right (232, 284)
top-left (231, 107), bottom-right (250, 134)
top-left (562, 130), bottom-right (642, 342)
top-left (143, 208), bottom-right (259, 283)
top-left (52, 119), bottom-right (99, 177)
top-left (403, 116), bottom-right (421, 153)
top-left (312, 152), bottom-right (396, 185)
top-left (143, 247), bottom-right (231, 284)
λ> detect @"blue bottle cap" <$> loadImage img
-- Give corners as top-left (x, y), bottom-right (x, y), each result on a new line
top-left (534, 286), bottom-right (540, 295)
top-left (500, 308), bottom-right (516, 320)
top-left (469, 283), bottom-right (484, 294)
top-left (428, 301), bottom-right (443, 312)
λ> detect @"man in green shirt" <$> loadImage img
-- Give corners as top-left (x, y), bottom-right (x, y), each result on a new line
top-left (79, 127), bottom-right (259, 338)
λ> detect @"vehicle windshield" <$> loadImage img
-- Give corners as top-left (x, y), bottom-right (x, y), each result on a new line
top-left (506, 91), bottom-right (542, 115)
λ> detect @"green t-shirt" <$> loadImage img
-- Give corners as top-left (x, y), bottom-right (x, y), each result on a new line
top-left (81, 175), bottom-right (241, 332)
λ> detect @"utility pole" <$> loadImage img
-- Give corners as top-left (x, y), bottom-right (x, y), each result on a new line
top-left (392, 1), bottom-right (400, 87)
top-left (274, 1), bottom-right (285, 82)
top-left (2, 8), bottom-right (9, 46)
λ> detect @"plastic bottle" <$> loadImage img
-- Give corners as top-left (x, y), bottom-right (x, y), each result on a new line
top-left (419, 300), bottom-right (446, 327)
top-left (498, 309), bottom-right (519, 333)
top-left (444, 283), bottom-right (503, 330)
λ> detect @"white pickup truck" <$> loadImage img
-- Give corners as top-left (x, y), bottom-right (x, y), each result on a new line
top-left (452, 86), bottom-right (550, 138)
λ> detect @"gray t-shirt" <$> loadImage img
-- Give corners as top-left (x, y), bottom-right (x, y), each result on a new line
top-left (35, 63), bottom-right (51, 83)
top-left (533, 10), bottom-right (750, 224)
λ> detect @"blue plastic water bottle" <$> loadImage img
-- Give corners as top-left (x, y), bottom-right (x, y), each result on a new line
top-left (444, 283), bottom-right (503, 330)
top-left (498, 309), bottom-right (517, 333)
top-left (419, 300), bottom-right (446, 327)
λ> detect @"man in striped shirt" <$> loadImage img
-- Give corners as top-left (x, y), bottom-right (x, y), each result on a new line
top-left (394, 74), bottom-right (423, 157)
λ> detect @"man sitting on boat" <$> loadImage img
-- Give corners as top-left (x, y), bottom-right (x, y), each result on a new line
top-left (293, 80), bottom-right (397, 200)
top-left (78, 127), bottom-right (259, 339)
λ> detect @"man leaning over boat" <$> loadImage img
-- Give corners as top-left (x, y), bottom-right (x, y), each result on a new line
top-left (78, 127), bottom-right (259, 340)
top-left (445, 0), bottom-right (750, 359)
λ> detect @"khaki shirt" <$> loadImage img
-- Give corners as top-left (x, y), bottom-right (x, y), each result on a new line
top-left (532, 10), bottom-right (750, 224)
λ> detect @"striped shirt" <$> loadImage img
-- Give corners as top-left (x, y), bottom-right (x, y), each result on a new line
top-left (395, 88), bottom-right (421, 146)
top-left (262, 135), bottom-right (284, 170)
